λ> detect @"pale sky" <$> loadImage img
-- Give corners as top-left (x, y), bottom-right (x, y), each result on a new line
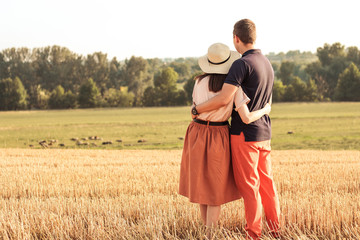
top-left (1, 0), bottom-right (360, 60)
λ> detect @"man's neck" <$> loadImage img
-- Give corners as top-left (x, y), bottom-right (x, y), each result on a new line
top-left (241, 44), bottom-right (255, 54)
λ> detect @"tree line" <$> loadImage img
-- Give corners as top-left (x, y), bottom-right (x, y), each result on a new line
top-left (271, 43), bottom-right (360, 102)
top-left (1, 42), bottom-right (360, 110)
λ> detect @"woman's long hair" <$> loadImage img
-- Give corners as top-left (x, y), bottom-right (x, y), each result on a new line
top-left (195, 73), bottom-right (227, 93)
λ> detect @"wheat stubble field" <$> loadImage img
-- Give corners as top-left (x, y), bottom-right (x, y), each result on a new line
top-left (0, 148), bottom-right (359, 239)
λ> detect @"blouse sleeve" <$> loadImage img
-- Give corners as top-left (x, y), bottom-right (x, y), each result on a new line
top-left (192, 80), bottom-right (198, 104)
top-left (234, 87), bottom-right (250, 111)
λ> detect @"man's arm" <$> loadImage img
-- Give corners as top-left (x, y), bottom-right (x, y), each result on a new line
top-left (195, 83), bottom-right (238, 114)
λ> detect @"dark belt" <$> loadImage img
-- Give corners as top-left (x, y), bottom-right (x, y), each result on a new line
top-left (193, 118), bottom-right (229, 126)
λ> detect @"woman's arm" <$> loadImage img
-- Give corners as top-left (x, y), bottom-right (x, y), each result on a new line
top-left (237, 103), bottom-right (271, 124)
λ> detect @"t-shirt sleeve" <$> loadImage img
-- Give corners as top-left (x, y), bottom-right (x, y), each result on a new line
top-left (225, 59), bottom-right (247, 87)
top-left (234, 87), bottom-right (250, 111)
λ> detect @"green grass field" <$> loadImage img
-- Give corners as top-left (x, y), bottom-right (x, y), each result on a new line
top-left (0, 102), bottom-right (360, 150)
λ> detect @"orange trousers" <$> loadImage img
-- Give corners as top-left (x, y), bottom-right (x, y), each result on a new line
top-left (231, 133), bottom-right (280, 240)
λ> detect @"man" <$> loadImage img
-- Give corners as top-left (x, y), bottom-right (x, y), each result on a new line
top-left (191, 19), bottom-right (280, 239)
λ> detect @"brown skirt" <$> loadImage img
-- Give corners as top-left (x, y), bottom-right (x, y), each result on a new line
top-left (179, 121), bottom-right (241, 205)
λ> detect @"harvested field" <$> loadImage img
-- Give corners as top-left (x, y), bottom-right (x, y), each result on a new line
top-left (0, 149), bottom-right (359, 239)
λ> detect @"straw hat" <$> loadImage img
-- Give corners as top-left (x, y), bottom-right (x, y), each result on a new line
top-left (198, 43), bottom-right (240, 74)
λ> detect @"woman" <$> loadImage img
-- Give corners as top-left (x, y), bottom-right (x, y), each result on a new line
top-left (178, 43), bottom-right (271, 233)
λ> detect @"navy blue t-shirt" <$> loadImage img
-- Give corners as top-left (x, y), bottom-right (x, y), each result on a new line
top-left (224, 49), bottom-right (274, 141)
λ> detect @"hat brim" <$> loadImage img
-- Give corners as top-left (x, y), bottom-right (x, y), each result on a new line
top-left (198, 51), bottom-right (241, 74)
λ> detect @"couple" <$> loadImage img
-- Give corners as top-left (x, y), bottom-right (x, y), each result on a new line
top-left (179, 19), bottom-right (280, 240)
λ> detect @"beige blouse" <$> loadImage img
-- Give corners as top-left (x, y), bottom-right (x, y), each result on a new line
top-left (193, 76), bottom-right (250, 122)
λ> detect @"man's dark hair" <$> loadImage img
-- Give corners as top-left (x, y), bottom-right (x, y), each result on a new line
top-left (233, 19), bottom-right (256, 44)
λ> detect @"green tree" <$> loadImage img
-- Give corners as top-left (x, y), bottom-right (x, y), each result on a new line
top-left (48, 85), bottom-right (65, 109)
top-left (277, 61), bottom-right (295, 85)
top-left (169, 61), bottom-right (191, 83)
top-left (0, 77), bottom-right (28, 110)
top-left (272, 80), bottom-right (286, 102)
top-left (282, 85), bottom-right (295, 102)
top-left (59, 55), bottom-right (84, 93)
top-left (282, 77), bottom-right (318, 102)
top-left (31, 46), bottom-right (81, 92)
top-left (154, 67), bottom-right (177, 91)
top-left (317, 42), bottom-right (345, 66)
top-left (120, 56), bottom-right (152, 106)
top-left (306, 42), bottom-right (349, 100)
top-left (142, 86), bottom-right (159, 106)
top-left (48, 85), bottom-right (77, 109)
top-left (1, 48), bottom-right (36, 94)
top-left (304, 79), bottom-right (319, 101)
top-left (78, 78), bottom-right (100, 108)
top-left (346, 46), bottom-right (360, 66)
top-left (282, 77), bottom-right (307, 101)
top-left (13, 77), bottom-right (28, 109)
top-left (142, 67), bottom-right (187, 106)
top-left (271, 62), bottom-right (280, 75)
top-left (84, 52), bottom-right (110, 96)
top-left (109, 57), bottom-right (121, 89)
top-left (0, 52), bottom-right (9, 80)
top-left (28, 85), bottom-right (50, 109)
top-left (147, 58), bottom-right (165, 77)
top-left (334, 63), bottom-right (360, 101)
top-left (103, 87), bottom-right (134, 107)
top-left (154, 67), bottom-right (178, 106)
top-left (174, 89), bottom-right (187, 106)
top-left (62, 90), bottom-right (77, 109)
